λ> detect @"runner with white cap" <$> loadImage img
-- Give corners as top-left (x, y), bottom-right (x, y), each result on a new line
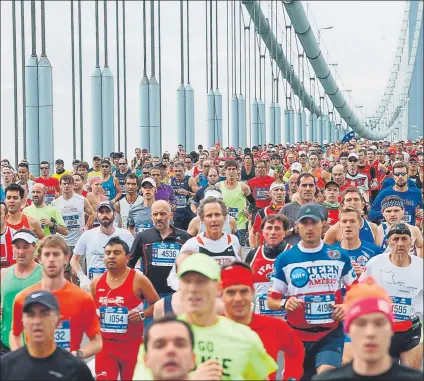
top-left (128, 177), bottom-right (156, 235)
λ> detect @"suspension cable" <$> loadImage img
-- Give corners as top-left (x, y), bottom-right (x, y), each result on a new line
top-left (239, 3), bottom-right (242, 94)
top-left (215, 0), bottom-right (218, 88)
top-left (122, 0), bottom-right (128, 156)
top-left (209, 0), bottom-right (213, 89)
top-left (95, 0), bottom-right (99, 67)
top-left (151, 0), bottom-right (155, 77)
top-left (179, 0), bottom-right (184, 84)
top-left (231, 0), bottom-right (234, 96)
top-left (13, 0), bottom-right (19, 166)
top-left (104, 0), bottom-right (109, 67)
top-left (253, 5), bottom-right (257, 100)
top-left (21, 1), bottom-right (27, 158)
top-left (31, 1), bottom-right (36, 57)
top-left (158, 0), bottom-right (162, 153)
top-left (233, 1), bottom-right (237, 95)
top-left (143, 0), bottom-right (147, 76)
top-left (41, 0), bottom-right (46, 56)
top-left (226, 0), bottom-right (229, 142)
top-left (186, 0), bottom-right (190, 83)
top-left (78, 0), bottom-right (83, 159)
top-left (205, 1), bottom-right (208, 92)
top-left (116, 0), bottom-right (121, 151)
top-left (71, 1), bottom-right (76, 159)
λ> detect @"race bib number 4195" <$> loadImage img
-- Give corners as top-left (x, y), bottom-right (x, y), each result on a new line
top-left (304, 294), bottom-right (335, 325)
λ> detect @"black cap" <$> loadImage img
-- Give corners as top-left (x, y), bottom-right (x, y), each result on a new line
top-left (23, 290), bottom-right (59, 313)
top-left (387, 223), bottom-right (411, 239)
top-left (72, 159), bottom-right (81, 165)
top-left (325, 180), bottom-right (340, 189)
top-left (93, 155), bottom-right (102, 160)
top-left (55, 159), bottom-right (64, 165)
top-left (97, 200), bottom-right (115, 212)
top-left (339, 151), bottom-right (349, 158)
top-left (296, 203), bottom-right (326, 223)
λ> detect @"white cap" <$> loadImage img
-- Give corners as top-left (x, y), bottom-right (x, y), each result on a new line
top-left (348, 152), bottom-right (359, 160)
top-left (12, 231), bottom-right (37, 244)
top-left (204, 189), bottom-right (223, 199)
top-left (270, 182), bottom-right (286, 192)
top-left (291, 162), bottom-right (302, 172)
top-left (141, 177), bottom-right (157, 189)
top-left (298, 151), bottom-right (307, 156)
top-left (323, 140), bottom-right (328, 145)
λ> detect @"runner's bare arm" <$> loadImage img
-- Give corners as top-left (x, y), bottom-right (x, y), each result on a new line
top-left (241, 182), bottom-right (251, 196)
top-left (187, 217), bottom-right (200, 236)
top-left (9, 331), bottom-right (23, 350)
top-left (189, 178), bottom-right (199, 194)
top-left (111, 178), bottom-right (122, 203)
top-left (27, 215), bottom-right (45, 239)
top-left (323, 222), bottom-right (340, 245)
top-left (153, 298), bottom-right (165, 320)
top-left (90, 276), bottom-right (100, 299)
top-left (84, 198), bottom-right (96, 229)
top-left (70, 252), bottom-right (84, 274)
top-left (229, 216), bottom-right (238, 234)
top-left (368, 221), bottom-right (378, 244)
top-left (413, 226), bottom-right (423, 258)
top-left (135, 272), bottom-right (160, 318)
top-left (76, 333), bottom-right (102, 359)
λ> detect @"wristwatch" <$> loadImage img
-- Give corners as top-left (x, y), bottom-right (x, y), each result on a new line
top-left (138, 310), bottom-right (145, 321)
top-left (280, 298), bottom-right (288, 311)
top-left (76, 350), bottom-right (84, 358)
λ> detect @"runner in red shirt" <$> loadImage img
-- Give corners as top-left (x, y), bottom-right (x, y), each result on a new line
top-left (34, 161), bottom-right (59, 205)
top-left (91, 236), bottom-right (159, 381)
top-left (0, 202), bottom-right (16, 268)
top-left (247, 160), bottom-right (275, 209)
top-left (221, 262), bottom-right (304, 380)
top-left (250, 182), bottom-right (286, 247)
top-left (322, 181), bottom-right (341, 227)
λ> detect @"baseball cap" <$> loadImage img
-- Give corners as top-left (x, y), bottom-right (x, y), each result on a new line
top-left (339, 151), bottom-right (349, 158)
top-left (55, 159), bottom-right (64, 165)
top-left (296, 203), bottom-right (326, 223)
top-left (93, 155), bottom-right (102, 160)
top-left (97, 200), bottom-right (115, 212)
top-left (12, 230), bottom-right (37, 244)
top-left (72, 159), bottom-right (81, 166)
top-left (298, 151), bottom-right (307, 157)
top-left (141, 177), bottom-right (157, 189)
top-left (348, 153), bottom-right (359, 161)
top-left (270, 182), bottom-right (286, 192)
top-left (204, 189), bottom-right (223, 199)
top-left (376, 149), bottom-right (384, 154)
top-left (324, 180), bottom-right (340, 189)
top-left (290, 162), bottom-right (302, 172)
top-left (23, 290), bottom-right (60, 313)
top-left (177, 253), bottom-right (221, 281)
top-left (408, 154), bottom-right (418, 162)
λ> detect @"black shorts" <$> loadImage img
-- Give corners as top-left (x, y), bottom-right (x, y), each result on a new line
top-left (389, 317), bottom-right (422, 359)
top-left (0, 341), bottom-right (10, 356)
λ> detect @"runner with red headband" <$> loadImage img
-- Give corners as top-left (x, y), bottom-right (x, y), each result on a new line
top-left (221, 262), bottom-right (304, 380)
top-left (312, 277), bottom-right (423, 380)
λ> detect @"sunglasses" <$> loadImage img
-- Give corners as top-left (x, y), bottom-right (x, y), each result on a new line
top-left (348, 159), bottom-right (358, 163)
top-left (101, 165), bottom-right (110, 168)
top-left (393, 172), bottom-right (407, 177)
top-left (143, 172), bottom-right (150, 175)
top-left (118, 163), bottom-right (126, 165)
top-left (40, 167), bottom-right (49, 170)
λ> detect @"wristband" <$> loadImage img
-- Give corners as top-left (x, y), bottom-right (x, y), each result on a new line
top-left (280, 298), bottom-right (287, 310)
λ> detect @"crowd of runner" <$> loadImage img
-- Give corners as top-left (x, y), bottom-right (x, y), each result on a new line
top-left (0, 137), bottom-right (423, 380)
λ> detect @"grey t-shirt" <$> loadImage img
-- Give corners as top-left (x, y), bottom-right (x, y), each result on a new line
top-left (128, 204), bottom-right (153, 234)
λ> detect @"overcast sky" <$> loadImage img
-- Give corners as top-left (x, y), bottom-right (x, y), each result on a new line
top-left (1, 1), bottom-right (404, 166)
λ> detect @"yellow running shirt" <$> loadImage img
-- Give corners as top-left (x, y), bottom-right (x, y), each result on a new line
top-left (132, 315), bottom-right (277, 380)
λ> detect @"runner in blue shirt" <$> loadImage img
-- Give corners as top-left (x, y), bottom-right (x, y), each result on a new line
top-left (369, 162), bottom-right (423, 225)
top-left (267, 203), bottom-right (357, 380)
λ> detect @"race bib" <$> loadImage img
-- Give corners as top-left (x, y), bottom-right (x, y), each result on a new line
top-left (402, 215), bottom-right (412, 223)
top-left (256, 188), bottom-right (269, 201)
top-left (304, 294), bottom-right (335, 324)
top-left (390, 296), bottom-right (412, 321)
top-left (152, 242), bottom-right (180, 266)
top-left (100, 306), bottom-right (128, 333)
top-left (228, 208), bottom-right (238, 219)
top-left (55, 320), bottom-right (71, 350)
top-left (88, 267), bottom-right (107, 280)
top-left (45, 193), bottom-right (55, 205)
top-left (63, 214), bottom-right (80, 230)
top-left (135, 223), bottom-right (153, 234)
top-left (257, 293), bottom-right (287, 319)
top-left (175, 194), bottom-right (187, 209)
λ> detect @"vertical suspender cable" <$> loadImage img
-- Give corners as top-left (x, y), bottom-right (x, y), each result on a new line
top-left (226, 0), bottom-right (230, 144)
top-left (231, 1), bottom-right (234, 96)
top-left (187, 0), bottom-right (190, 84)
top-left (215, 0), bottom-right (218, 88)
top-left (116, 0), bottom-right (121, 151)
top-left (78, 0), bottom-right (84, 159)
top-left (71, 1), bottom-right (76, 159)
top-left (151, 3), bottom-right (155, 77)
top-left (239, 4), bottom-right (242, 95)
top-left (95, 0), bottom-right (99, 68)
top-left (185, 0), bottom-right (195, 152)
top-left (180, 1), bottom-right (184, 84)
top-left (158, 0), bottom-right (162, 154)
top-left (205, 1), bottom-right (208, 92)
top-left (31, 1), bottom-right (36, 56)
top-left (41, 0), bottom-right (46, 56)
top-left (122, 0), bottom-right (128, 156)
top-left (104, 0), bottom-right (109, 67)
top-left (233, 2), bottom-right (237, 95)
top-left (21, 1), bottom-right (27, 158)
top-left (12, 1), bottom-right (19, 166)
top-left (209, 0), bottom-right (213, 90)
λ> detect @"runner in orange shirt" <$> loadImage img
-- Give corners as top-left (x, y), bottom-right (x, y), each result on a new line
top-left (10, 235), bottom-right (102, 359)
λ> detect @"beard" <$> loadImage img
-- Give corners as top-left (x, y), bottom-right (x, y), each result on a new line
top-left (395, 180), bottom-right (406, 188)
top-left (100, 217), bottom-right (114, 228)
